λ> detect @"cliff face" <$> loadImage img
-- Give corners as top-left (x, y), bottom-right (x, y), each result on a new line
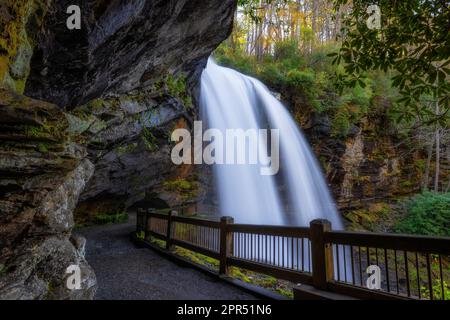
top-left (284, 91), bottom-right (428, 231)
top-left (25, 0), bottom-right (236, 107)
top-left (0, 0), bottom-right (236, 299)
top-left (0, 90), bottom-right (96, 299)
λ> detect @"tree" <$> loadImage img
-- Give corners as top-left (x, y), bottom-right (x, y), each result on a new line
top-left (331, 0), bottom-right (450, 125)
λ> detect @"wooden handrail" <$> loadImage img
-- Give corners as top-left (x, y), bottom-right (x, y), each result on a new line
top-left (324, 230), bottom-right (450, 255)
top-left (228, 223), bottom-right (310, 237)
top-left (173, 215), bottom-right (221, 228)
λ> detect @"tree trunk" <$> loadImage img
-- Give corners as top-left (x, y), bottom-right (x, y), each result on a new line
top-left (435, 126), bottom-right (440, 192)
top-left (312, 0), bottom-right (318, 51)
top-left (434, 73), bottom-right (440, 192)
top-left (423, 135), bottom-right (435, 190)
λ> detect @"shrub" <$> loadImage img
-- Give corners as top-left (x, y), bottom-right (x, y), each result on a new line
top-left (213, 40), bottom-right (399, 133)
top-left (94, 211), bottom-right (128, 225)
top-left (395, 192), bottom-right (450, 237)
top-left (274, 40), bottom-right (300, 62)
top-left (331, 109), bottom-right (351, 138)
top-left (421, 279), bottom-right (450, 300)
top-left (286, 69), bottom-right (315, 88)
top-left (259, 63), bottom-right (286, 87)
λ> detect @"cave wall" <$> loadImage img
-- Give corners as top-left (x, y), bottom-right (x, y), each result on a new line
top-left (0, 0), bottom-right (237, 299)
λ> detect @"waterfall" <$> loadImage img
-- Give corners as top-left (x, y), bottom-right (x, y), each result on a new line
top-left (200, 58), bottom-right (343, 230)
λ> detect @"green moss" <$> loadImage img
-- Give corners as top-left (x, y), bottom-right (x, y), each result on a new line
top-left (164, 179), bottom-right (195, 191)
top-left (345, 203), bottom-right (391, 231)
top-left (400, 180), bottom-right (413, 188)
top-left (163, 178), bottom-right (199, 200)
top-left (141, 126), bottom-right (159, 152)
top-left (23, 121), bottom-right (66, 140)
top-left (115, 142), bottom-right (138, 155)
top-left (65, 113), bottom-right (96, 135)
top-left (0, 1), bottom-right (48, 93)
top-left (93, 211), bottom-right (128, 225)
top-left (175, 247), bottom-right (220, 270)
top-left (88, 98), bottom-right (107, 112)
top-left (275, 287), bottom-right (294, 298)
top-left (0, 264), bottom-right (7, 276)
top-left (149, 237), bottom-right (166, 248)
top-left (24, 125), bottom-right (43, 137)
top-left (37, 142), bottom-right (48, 153)
top-left (136, 231), bottom-right (145, 240)
top-left (230, 267), bottom-right (252, 283)
top-left (155, 73), bottom-right (193, 109)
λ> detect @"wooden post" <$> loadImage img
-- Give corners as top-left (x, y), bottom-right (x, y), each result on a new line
top-left (219, 216), bottom-right (234, 276)
top-left (136, 208), bottom-right (144, 233)
top-left (143, 208), bottom-right (151, 240)
top-left (310, 219), bottom-right (334, 290)
top-left (166, 210), bottom-right (178, 251)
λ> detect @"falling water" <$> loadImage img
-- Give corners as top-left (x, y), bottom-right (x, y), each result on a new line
top-left (200, 58), bottom-right (351, 279)
top-left (200, 58), bottom-right (343, 230)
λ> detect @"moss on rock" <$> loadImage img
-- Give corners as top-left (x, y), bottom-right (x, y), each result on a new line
top-left (163, 178), bottom-right (199, 201)
top-left (0, 0), bottom-right (48, 93)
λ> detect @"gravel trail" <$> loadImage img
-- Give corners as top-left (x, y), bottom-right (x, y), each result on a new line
top-left (77, 214), bottom-right (257, 300)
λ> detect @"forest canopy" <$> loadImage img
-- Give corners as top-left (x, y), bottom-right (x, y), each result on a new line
top-left (217, 0), bottom-right (449, 194)
top-left (333, 0), bottom-right (449, 126)
top-left (234, 0), bottom-right (449, 125)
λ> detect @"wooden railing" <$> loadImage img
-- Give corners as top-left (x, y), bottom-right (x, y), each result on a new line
top-left (136, 208), bottom-right (450, 300)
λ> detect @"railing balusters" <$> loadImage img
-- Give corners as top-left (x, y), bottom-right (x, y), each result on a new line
top-left (278, 236), bottom-right (281, 267)
top-left (334, 244), bottom-right (341, 281)
top-left (351, 245), bottom-right (355, 285)
top-left (250, 233), bottom-right (253, 261)
top-left (265, 234), bottom-right (268, 264)
top-left (358, 246), bottom-right (363, 286)
top-left (301, 238), bottom-right (305, 272)
top-left (291, 237), bottom-right (294, 269)
top-left (375, 248), bottom-right (379, 266)
top-left (343, 245), bottom-right (347, 283)
top-left (438, 255), bottom-right (444, 300)
top-left (384, 248), bottom-right (390, 293)
top-left (308, 239), bottom-right (312, 273)
top-left (426, 253), bottom-right (433, 300)
top-left (404, 251), bottom-right (411, 297)
top-left (415, 252), bottom-right (421, 299)
top-left (259, 234), bottom-right (262, 262)
top-left (366, 247), bottom-right (370, 270)
top-left (272, 236), bottom-right (275, 267)
top-left (394, 250), bottom-right (399, 294)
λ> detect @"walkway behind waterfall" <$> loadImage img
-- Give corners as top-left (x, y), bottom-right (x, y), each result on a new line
top-left (77, 213), bottom-right (256, 300)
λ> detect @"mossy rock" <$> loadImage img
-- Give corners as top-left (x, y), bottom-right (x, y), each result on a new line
top-left (163, 178), bottom-right (199, 200)
top-left (344, 202), bottom-right (390, 231)
top-left (0, 1), bottom-right (49, 93)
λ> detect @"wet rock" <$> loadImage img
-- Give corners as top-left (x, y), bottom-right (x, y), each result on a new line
top-left (0, 235), bottom-right (96, 300)
top-left (0, 90), bottom-right (96, 299)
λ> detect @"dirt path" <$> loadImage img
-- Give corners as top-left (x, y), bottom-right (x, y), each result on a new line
top-left (76, 214), bottom-right (257, 300)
